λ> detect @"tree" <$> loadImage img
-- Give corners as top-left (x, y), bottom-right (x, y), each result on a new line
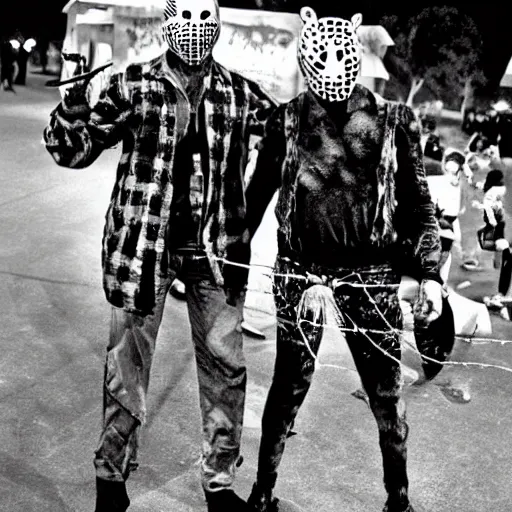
top-left (382, 7), bottom-right (483, 107)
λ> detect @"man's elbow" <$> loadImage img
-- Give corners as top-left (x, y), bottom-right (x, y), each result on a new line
top-left (46, 147), bottom-right (92, 170)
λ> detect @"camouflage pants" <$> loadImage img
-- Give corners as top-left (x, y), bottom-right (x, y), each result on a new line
top-left (256, 257), bottom-right (409, 504)
top-left (94, 256), bottom-right (246, 492)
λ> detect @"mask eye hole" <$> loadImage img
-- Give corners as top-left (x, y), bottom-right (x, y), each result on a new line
top-left (200, 10), bottom-right (210, 20)
top-left (182, 10), bottom-right (192, 19)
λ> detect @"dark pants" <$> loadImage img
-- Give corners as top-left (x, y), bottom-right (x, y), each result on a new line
top-left (94, 256), bottom-right (246, 492)
top-left (256, 257), bottom-right (409, 505)
top-left (499, 248), bottom-right (512, 296)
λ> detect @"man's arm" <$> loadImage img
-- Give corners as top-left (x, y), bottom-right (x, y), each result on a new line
top-left (395, 104), bottom-right (443, 286)
top-left (244, 79), bottom-right (279, 143)
top-left (245, 105), bottom-right (285, 239)
top-left (222, 104), bottom-right (285, 297)
top-left (43, 73), bottom-right (132, 169)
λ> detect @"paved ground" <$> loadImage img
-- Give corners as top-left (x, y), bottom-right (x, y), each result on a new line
top-left (1, 73), bottom-right (512, 512)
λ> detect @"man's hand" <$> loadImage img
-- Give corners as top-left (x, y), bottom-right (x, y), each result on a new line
top-left (413, 279), bottom-right (444, 328)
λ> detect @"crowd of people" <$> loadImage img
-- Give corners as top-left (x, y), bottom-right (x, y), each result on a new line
top-left (417, 103), bottom-right (512, 320)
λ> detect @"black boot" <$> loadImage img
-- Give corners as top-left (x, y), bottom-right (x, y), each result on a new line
top-left (383, 498), bottom-right (415, 512)
top-left (247, 482), bottom-right (280, 512)
top-left (205, 489), bottom-right (252, 512)
top-left (94, 477), bottom-right (130, 512)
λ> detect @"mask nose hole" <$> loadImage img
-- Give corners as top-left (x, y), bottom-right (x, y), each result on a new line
top-left (182, 10), bottom-right (192, 19)
top-left (200, 10), bottom-right (211, 20)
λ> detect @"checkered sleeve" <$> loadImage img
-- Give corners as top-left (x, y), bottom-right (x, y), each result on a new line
top-left (395, 104), bottom-right (443, 285)
top-left (43, 73), bottom-right (132, 169)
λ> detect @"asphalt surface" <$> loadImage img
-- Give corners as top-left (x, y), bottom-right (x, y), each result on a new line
top-left (1, 73), bottom-right (512, 512)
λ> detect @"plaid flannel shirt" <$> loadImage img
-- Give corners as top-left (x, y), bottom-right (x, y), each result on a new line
top-left (44, 54), bottom-right (276, 315)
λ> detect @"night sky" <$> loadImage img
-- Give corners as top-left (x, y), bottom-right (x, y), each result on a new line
top-left (1, 0), bottom-right (510, 86)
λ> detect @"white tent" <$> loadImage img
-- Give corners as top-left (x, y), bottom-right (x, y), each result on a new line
top-left (500, 55), bottom-right (512, 88)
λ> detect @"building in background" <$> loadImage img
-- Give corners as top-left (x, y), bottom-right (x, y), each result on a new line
top-left (60, 2), bottom-right (394, 103)
top-left (62, 0), bottom-right (164, 71)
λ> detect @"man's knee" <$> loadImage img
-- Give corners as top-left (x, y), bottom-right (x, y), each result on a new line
top-left (95, 408), bottom-right (140, 481)
top-left (371, 394), bottom-right (408, 439)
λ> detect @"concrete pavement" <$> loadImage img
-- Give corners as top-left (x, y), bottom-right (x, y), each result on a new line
top-left (0, 73), bottom-right (512, 512)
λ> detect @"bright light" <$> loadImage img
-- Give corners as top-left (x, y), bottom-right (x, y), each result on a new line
top-left (9, 39), bottom-right (20, 50)
top-left (493, 100), bottom-right (511, 113)
top-left (23, 38), bottom-right (36, 52)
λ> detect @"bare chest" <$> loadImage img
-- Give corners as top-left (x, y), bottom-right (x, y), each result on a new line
top-left (297, 110), bottom-right (384, 192)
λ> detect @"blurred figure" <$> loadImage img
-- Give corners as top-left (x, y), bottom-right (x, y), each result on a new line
top-left (435, 149), bottom-right (467, 283)
top-left (462, 108), bottom-right (476, 135)
top-left (475, 170), bottom-right (511, 318)
top-left (1, 38), bottom-right (18, 92)
top-left (421, 116), bottom-right (444, 161)
top-left (498, 110), bottom-right (512, 159)
top-left (15, 37), bottom-right (36, 86)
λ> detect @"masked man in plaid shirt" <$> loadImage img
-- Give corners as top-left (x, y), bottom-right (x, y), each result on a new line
top-left (43, 1), bottom-right (275, 510)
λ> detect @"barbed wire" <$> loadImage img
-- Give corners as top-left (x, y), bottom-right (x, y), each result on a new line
top-left (216, 256), bottom-right (512, 375)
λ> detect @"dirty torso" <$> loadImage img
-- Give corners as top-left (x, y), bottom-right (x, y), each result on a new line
top-left (292, 86), bottom-right (385, 268)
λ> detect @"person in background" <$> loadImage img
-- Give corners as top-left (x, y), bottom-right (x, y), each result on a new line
top-left (43, 0), bottom-right (276, 510)
top-left (434, 149), bottom-right (468, 283)
top-left (476, 170), bottom-right (511, 318)
top-left (1, 38), bottom-right (18, 92)
top-left (14, 37), bottom-right (36, 86)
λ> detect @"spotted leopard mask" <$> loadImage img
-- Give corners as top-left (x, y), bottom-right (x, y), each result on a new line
top-left (161, 0), bottom-right (220, 67)
top-left (298, 7), bottom-right (363, 102)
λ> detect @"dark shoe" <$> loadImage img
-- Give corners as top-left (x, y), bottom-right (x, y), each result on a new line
top-left (169, 279), bottom-right (186, 300)
top-left (94, 478), bottom-right (130, 512)
top-left (205, 489), bottom-right (251, 512)
top-left (383, 500), bottom-right (415, 512)
top-left (247, 482), bottom-right (280, 512)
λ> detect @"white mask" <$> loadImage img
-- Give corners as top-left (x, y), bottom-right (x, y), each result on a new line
top-left (161, 0), bottom-right (220, 66)
top-left (298, 7), bottom-right (363, 102)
